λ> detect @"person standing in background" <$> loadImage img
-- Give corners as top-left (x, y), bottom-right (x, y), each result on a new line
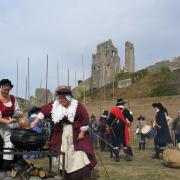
top-left (89, 114), bottom-right (98, 149)
top-left (152, 103), bottom-right (172, 159)
top-left (135, 115), bottom-right (147, 150)
top-left (172, 111), bottom-right (180, 150)
top-left (107, 98), bottom-right (133, 161)
top-left (98, 110), bottom-right (108, 152)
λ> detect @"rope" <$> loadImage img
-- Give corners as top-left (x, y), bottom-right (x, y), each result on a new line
top-left (95, 150), bottom-right (110, 179)
top-left (93, 132), bottom-right (115, 149)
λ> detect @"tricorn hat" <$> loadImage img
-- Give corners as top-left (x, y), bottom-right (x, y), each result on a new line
top-left (116, 98), bottom-right (126, 106)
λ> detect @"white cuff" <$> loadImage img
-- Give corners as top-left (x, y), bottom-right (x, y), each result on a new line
top-left (37, 112), bottom-right (44, 119)
top-left (126, 118), bottom-right (130, 124)
top-left (80, 125), bottom-right (89, 131)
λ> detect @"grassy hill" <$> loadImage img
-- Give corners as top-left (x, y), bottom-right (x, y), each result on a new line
top-left (83, 69), bottom-right (180, 102)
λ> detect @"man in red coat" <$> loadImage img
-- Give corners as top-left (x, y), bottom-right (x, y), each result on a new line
top-left (49, 87), bottom-right (96, 180)
top-left (107, 98), bottom-right (133, 161)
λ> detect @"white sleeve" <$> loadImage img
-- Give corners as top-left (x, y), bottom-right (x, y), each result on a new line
top-left (80, 125), bottom-right (89, 131)
top-left (0, 111), bottom-right (2, 118)
top-left (37, 112), bottom-right (44, 120)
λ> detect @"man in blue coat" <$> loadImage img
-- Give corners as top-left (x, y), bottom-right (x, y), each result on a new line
top-left (152, 103), bottom-right (172, 159)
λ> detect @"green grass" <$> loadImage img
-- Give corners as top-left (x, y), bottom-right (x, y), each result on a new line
top-left (94, 147), bottom-right (180, 180)
top-left (28, 145), bottom-right (180, 180)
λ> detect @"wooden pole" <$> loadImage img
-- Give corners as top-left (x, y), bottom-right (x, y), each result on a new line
top-left (103, 63), bottom-right (106, 104)
top-left (82, 55), bottom-right (85, 105)
top-left (112, 63), bottom-right (115, 103)
top-left (24, 76), bottom-right (28, 108)
top-left (45, 54), bottom-right (49, 105)
top-left (67, 67), bottom-right (69, 87)
top-left (39, 78), bottom-right (42, 89)
top-left (16, 60), bottom-right (19, 98)
top-left (25, 76), bottom-right (27, 100)
top-left (103, 41), bottom-right (107, 104)
top-left (27, 56), bottom-right (30, 100)
top-left (57, 61), bottom-right (60, 86)
top-left (75, 70), bottom-right (77, 87)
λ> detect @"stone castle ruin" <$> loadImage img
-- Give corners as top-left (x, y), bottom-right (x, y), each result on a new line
top-left (91, 39), bottom-right (135, 89)
top-left (91, 40), bottom-right (121, 89)
top-left (125, 42), bottom-right (135, 73)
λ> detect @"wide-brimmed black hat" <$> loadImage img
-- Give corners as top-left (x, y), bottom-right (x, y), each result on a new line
top-left (0, 79), bottom-right (13, 88)
top-left (116, 98), bottom-right (126, 106)
top-left (56, 86), bottom-right (73, 97)
top-left (102, 110), bottom-right (108, 116)
top-left (152, 102), bottom-right (164, 110)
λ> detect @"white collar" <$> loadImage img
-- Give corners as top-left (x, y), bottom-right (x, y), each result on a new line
top-left (156, 109), bottom-right (159, 113)
top-left (101, 115), bottom-right (107, 118)
top-left (51, 98), bottom-right (78, 123)
top-left (117, 105), bottom-right (124, 109)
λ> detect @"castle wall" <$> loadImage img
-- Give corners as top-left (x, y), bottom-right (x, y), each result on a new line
top-left (35, 88), bottom-right (53, 106)
top-left (125, 41), bottom-right (135, 73)
top-left (91, 40), bottom-right (120, 89)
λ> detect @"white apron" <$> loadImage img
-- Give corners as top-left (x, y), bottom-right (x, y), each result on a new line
top-left (59, 125), bottom-right (90, 173)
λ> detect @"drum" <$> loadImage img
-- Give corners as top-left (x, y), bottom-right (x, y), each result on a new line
top-left (141, 125), bottom-right (157, 138)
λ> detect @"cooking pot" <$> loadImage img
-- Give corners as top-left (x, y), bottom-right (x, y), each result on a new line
top-left (10, 128), bottom-right (46, 150)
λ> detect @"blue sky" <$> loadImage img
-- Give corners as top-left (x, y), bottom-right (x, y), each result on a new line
top-left (0, 0), bottom-right (180, 98)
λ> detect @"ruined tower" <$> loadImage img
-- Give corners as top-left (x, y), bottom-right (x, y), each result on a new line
top-left (125, 41), bottom-right (135, 73)
top-left (91, 40), bottom-right (120, 89)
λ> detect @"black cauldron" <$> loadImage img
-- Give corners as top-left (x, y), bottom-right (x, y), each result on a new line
top-left (10, 128), bottom-right (46, 150)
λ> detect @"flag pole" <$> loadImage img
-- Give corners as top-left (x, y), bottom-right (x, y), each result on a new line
top-left (16, 60), bottom-right (19, 98)
top-left (67, 67), bottom-right (69, 87)
top-left (113, 63), bottom-right (115, 103)
top-left (103, 63), bottom-right (106, 104)
top-left (27, 56), bottom-right (30, 100)
top-left (57, 61), bottom-right (60, 86)
top-left (45, 54), bottom-right (49, 105)
top-left (82, 55), bottom-right (85, 105)
top-left (75, 70), bottom-right (77, 87)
